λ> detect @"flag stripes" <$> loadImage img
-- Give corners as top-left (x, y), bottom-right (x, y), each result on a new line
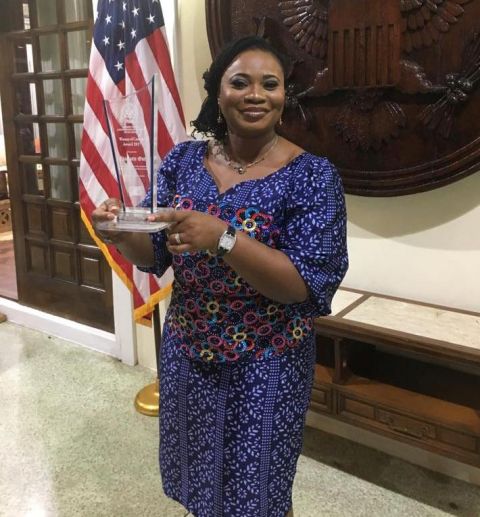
top-left (80, 0), bottom-right (186, 322)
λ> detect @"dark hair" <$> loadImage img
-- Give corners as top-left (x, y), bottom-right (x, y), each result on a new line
top-left (190, 36), bottom-right (291, 141)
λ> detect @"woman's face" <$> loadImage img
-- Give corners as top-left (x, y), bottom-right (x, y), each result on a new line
top-left (218, 49), bottom-right (285, 138)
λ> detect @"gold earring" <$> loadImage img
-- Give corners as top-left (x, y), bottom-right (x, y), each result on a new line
top-left (279, 116), bottom-right (283, 126)
top-left (217, 97), bottom-right (223, 124)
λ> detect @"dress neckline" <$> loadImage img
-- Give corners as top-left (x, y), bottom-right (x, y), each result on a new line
top-left (199, 140), bottom-right (308, 197)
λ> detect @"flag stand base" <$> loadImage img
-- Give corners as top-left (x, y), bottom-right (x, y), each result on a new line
top-left (134, 378), bottom-right (159, 416)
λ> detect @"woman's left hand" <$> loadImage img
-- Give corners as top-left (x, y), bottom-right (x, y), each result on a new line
top-left (148, 209), bottom-right (227, 254)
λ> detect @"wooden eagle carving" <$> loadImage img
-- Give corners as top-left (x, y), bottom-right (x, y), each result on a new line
top-left (274, 0), bottom-right (472, 150)
top-left (279, 0), bottom-right (471, 59)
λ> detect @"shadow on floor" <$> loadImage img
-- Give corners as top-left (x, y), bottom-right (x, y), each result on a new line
top-left (301, 425), bottom-right (480, 517)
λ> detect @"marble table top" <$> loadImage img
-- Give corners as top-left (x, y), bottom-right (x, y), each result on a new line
top-left (329, 289), bottom-right (480, 351)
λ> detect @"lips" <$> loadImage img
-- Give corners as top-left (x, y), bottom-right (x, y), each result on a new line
top-left (241, 109), bottom-right (269, 120)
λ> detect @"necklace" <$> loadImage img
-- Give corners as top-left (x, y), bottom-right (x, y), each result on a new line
top-left (214, 135), bottom-right (279, 175)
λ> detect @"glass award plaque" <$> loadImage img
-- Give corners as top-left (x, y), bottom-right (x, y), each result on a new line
top-left (96, 75), bottom-right (170, 233)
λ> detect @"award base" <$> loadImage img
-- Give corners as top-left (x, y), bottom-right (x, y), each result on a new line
top-left (96, 208), bottom-right (171, 233)
top-left (95, 219), bottom-right (169, 233)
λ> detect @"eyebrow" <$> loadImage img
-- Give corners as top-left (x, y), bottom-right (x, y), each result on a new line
top-left (228, 73), bottom-right (281, 80)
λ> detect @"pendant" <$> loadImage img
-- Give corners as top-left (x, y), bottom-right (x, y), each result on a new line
top-left (237, 166), bottom-right (245, 174)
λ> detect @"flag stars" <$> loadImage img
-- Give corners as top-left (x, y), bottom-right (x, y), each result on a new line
top-left (114, 61), bottom-right (124, 71)
top-left (131, 28), bottom-right (137, 39)
top-left (103, 35), bottom-right (110, 46)
top-left (132, 6), bottom-right (140, 16)
top-left (147, 14), bottom-right (155, 23)
top-left (105, 14), bottom-right (112, 24)
top-left (122, 2), bottom-right (127, 11)
top-left (119, 20), bottom-right (125, 29)
top-left (117, 40), bottom-right (125, 50)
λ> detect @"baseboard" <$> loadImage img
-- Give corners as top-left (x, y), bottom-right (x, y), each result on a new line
top-left (306, 411), bottom-right (480, 486)
top-left (0, 297), bottom-right (118, 357)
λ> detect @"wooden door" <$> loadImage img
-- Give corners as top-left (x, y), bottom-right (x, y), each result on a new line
top-left (0, 0), bottom-right (113, 331)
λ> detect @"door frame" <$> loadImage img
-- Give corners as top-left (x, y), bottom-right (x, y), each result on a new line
top-left (0, 270), bottom-right (137, 364)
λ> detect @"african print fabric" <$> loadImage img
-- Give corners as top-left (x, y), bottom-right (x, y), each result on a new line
top-left (138, 140), bottom-right (348, 516)
top-left (159, 327), bottom-right (316, 517)
top-left (141, 140), bottom-right (348, 365)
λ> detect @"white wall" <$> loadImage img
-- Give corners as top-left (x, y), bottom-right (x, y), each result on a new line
top-left (345, 176), bottom-right (480, 312)
top-left (176, 1), bottom-right (211, 131)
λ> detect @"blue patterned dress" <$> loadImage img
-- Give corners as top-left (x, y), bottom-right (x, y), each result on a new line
top-left (139, 140), bottom-right (348, 517)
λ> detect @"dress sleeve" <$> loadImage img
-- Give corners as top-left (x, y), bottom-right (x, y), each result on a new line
top-left (278, 156), bottom-right (349, 317)
top-left (136, 142), bottom-right (189, 277)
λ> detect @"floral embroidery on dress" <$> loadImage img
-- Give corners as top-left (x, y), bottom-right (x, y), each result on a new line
top-left (139, 140), bottom-right (348, 365)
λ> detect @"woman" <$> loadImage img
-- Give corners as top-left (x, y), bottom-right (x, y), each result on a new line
top-left (93, 36), bottom-right (348, 517)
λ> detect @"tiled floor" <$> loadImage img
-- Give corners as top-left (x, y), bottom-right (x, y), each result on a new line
top-left (1, 321), bottom-right (479, 517)
top-left (0, 231), bottom-right (17, 299)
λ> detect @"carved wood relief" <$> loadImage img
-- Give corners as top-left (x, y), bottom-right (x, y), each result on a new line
top-left (206, 0), bottom-right (480, 195)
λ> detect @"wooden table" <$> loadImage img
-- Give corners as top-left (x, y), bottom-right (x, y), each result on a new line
top-left (312, 288), bottom-right (480, 466)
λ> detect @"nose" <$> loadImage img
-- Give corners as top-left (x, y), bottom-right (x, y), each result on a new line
top-left (244, 85), bottom-right (265, 103)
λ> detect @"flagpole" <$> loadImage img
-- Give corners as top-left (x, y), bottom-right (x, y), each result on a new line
top-left (134, 304), bottom-right (161, 416)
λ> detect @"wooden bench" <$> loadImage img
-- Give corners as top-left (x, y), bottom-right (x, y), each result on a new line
top-left (311, 288), bottom-right (480, 467)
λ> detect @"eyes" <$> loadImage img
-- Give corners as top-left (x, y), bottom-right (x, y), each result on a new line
top-left (229, 76), bottom-right (281, 91)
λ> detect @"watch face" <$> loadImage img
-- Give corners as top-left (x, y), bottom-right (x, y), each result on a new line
top-left (219, 232), bottom-right (236, 251)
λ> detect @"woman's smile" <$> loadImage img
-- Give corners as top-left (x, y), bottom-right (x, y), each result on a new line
top-left (240, 108), bottom-right (269, 121)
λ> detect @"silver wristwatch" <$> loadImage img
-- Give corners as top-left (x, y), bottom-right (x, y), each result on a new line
top-left (216, 225), bottom-right (237, 257)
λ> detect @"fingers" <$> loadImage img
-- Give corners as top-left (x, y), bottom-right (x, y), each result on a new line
top-left (147, 208), bottom-right (187, 224)
top-left (157, 211), bottom-right (189, 247)
top-left (103, 199), bottom-right (121, 215)
top-left (173, 232), bottom-right (182, 245)
top-left (92, 198), bottom-right (122, 222)
top-left (166, 230), bottom-right (185, 247)
top-left (166, 241), bottom-right (190, 255)
top-left (165, 224), bottom-right (191, 252)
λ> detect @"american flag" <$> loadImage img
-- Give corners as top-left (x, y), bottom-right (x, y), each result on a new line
top-left (79, 0), bottom-right (187, 321)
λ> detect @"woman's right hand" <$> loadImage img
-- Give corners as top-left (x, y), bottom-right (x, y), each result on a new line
top-left (91, 199), bottom-right (155, 265)
top-left (91, 198), bottom-right (123, 245)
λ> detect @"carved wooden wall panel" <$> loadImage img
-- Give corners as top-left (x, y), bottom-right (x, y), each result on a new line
top-left (206, 0), bottom-right (480, 195)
